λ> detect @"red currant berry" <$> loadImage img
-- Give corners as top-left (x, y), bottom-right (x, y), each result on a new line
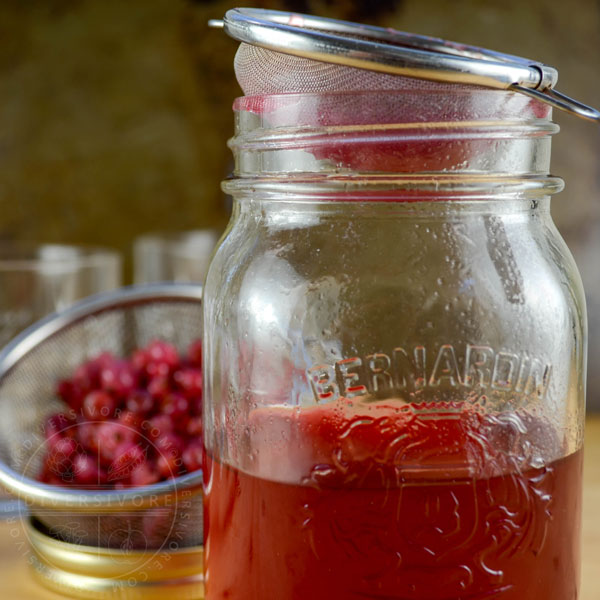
top-left (145, 340), bottom-right (180, 378)
top-left (82, 390), bottom-right (117, 421)
top-left (185, 415), bottom-right (203, 438)
top-left (73, 454), bottom-right (103, 487)
top-left (187, 340), bottom-right (203, 367)
top-left (100, 360), bottom-right (138, 398)
top-left (147, 375), bottom-right (170, 400)
top-left (174, 368), bottom-right (203, 399)
top-left (182, 442), bottom-right (203, 473)
top-left (160, 393), bottom-right (190, 423)
top-left (130, 461), bottom-right (160, 487)
top-left (131, 348), bottom-right (150, 373)
top-left (73, 352), bottom-right (116, 390)
top-left (117, 410), bottom-right (142, 435)
top-left (155, 433), bottom-right (184, 479)
top-left (45, 437), bottom-right (78, 477)
top-left (96, 421), bottom-right (138, 466)
top-left (76, 420), bottom-right (101, 453)
top-left (126, 390), bottom-right (155, 415)
top-left (108, 442), bottom-right (147, 482)
top-left (56, 380), bottom-right (85, 411)
top-left (39, 467), bottom-right (66, 486)
top-left (146, 414), bottom-right (174, 441)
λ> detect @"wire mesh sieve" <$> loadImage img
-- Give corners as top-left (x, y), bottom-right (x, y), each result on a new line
top-left (234, 42), bottom-right (468, 97)
top-left (211, 7), bottom-right (600, 122)
top-left (0, 284), bottom-right (204, 551)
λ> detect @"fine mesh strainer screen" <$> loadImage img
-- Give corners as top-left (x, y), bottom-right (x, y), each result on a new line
top-left (0, 285), bottom-right (204, 550)
top-left (234, 42), bottom-right (467, 97)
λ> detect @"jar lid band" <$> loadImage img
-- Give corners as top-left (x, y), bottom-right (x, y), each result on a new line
top-left (210, 8), bottom-right (599, 123)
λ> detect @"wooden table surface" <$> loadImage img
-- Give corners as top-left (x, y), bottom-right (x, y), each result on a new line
top-left (0, 418), bottom-right (599, 599)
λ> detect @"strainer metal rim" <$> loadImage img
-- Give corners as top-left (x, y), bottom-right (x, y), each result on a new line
top-left (217, 7), bottom-right (555, 90)
top-left (0, 283), bottom-right (204, 511)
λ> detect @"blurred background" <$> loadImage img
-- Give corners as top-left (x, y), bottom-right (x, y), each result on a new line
top-left (0, 0), bottom-right (598, 407)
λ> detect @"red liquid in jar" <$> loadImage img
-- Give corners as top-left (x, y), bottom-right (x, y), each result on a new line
top-left (204, 400), bottom-right (582, 599)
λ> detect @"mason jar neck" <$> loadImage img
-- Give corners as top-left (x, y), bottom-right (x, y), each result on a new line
top-left (224, 89), bottom-right (563, 199)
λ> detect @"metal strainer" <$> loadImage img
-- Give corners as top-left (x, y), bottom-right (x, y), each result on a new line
top-left (0, 283), bottom-right (204, 551)
top-left (209, 7), bottom-right (600, 122)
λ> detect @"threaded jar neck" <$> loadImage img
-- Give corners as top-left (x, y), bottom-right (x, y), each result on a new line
top-left (225, 89), bottom-right (563, 199)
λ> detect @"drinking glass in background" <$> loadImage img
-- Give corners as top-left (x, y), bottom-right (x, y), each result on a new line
top-left (0, 243), bottom-right (122, 347)
top-left (133, 230), bottom-right (220, 285)
top-left (0, 243), bottom-right (121, 516)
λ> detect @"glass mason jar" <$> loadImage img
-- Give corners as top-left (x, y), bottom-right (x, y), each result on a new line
top-left (203, 88), bottom-right (586, 600)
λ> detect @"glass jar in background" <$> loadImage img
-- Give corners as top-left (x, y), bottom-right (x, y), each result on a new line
top-left (133, 230), bottom-right (220, 285)
top-left (0, 243), bottom-right (121, 347)
top-left (202, 87), bottom-right (586, 599)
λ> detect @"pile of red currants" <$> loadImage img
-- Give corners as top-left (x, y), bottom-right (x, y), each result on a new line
top-left (38, 340), bottom-right (203, 489)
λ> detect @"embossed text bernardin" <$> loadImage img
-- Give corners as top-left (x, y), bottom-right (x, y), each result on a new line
top-left (306, 344), bottom-right (552, 402)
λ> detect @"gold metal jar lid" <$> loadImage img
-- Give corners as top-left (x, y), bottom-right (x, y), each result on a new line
top-left (26, 518), bottom-right (204, 599)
